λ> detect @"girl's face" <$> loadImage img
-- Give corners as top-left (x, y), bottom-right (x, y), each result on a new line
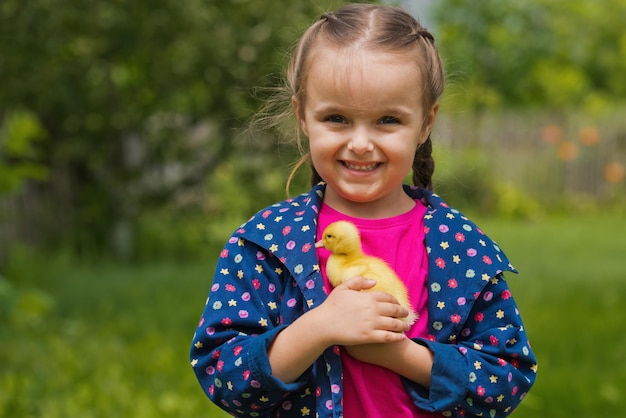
top-left (296, 46), bottom-right (438, 218)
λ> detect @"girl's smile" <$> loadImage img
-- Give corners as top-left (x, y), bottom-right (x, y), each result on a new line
top-left (341, 161), bottom-right (381, 172)
top-left (297, 46), bottom-right (438, 219)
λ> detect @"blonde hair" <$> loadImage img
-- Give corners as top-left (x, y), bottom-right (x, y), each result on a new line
top-left (254, 3), bottom-right (444, 194)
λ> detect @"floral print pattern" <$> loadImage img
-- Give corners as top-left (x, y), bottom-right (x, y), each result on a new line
top-left (190, 183), bottom-right (537, 417)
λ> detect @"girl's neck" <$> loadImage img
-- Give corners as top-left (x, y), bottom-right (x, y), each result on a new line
top-left (322, 186), bottom-right (416, 219)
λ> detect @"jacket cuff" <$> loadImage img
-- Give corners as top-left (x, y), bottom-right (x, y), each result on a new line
top-left (248, 325), bottom-right (310, 392)
top-left (402, 338), bottom-right (468, 412)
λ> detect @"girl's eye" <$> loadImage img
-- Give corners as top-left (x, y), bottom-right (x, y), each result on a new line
top-left (379, 116), bottom-right (400, 125)
top-left (325, 115), bottom-right (346, 124)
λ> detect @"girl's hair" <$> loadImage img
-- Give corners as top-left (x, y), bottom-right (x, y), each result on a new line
top-left (258, 3), bottom-right (444, 193)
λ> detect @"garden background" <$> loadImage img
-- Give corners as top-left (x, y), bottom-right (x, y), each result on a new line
top-left (1, 0), bottom-right (625, 417)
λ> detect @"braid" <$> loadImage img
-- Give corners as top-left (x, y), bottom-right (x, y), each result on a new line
top-left (412, 136), bottom-right (435, 190)
top-left (408, 27), bottom-right (441, 192)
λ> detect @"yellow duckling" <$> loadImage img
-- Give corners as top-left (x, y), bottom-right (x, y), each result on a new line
top-left (315, 220), bottom-right (417, 325)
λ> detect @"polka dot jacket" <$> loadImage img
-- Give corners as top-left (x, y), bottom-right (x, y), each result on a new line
top-left (190, 183), bottom-right (538, 418)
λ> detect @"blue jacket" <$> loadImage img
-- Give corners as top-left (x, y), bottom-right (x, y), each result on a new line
top-left (190, 183), bottom-right (537, 417)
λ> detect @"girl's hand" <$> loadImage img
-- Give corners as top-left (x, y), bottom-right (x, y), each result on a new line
top-left (315, 276), bottom-right (411, 347)
top-left (267, 276), bottom-right (412, 384)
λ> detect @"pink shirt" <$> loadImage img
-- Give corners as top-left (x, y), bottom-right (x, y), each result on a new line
top-left (317, 201), bottom-right (438, 418)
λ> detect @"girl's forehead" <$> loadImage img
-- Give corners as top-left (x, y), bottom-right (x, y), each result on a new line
top-left (308, 45), bottom-right (416, 77)
top-left (305, 46), bottom-right (423, 108)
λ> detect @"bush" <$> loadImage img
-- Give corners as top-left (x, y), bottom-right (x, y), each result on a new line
top-left (433, 147), bottom-right (543, 219)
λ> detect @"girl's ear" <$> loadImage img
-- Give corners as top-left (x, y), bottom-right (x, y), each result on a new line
top-left (420, 102), bottom-right (440, 144)
top-left (292, 95), bottom-right (308, 136)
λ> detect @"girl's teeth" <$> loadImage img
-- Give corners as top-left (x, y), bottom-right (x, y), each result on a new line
top-left (344, 162), bottom-right (378, 171)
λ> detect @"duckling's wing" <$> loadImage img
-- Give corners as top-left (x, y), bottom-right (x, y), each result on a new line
top-left (340, 264), bottom-right (371, 282)
top-left (359, 259), bottom-right (411, 303)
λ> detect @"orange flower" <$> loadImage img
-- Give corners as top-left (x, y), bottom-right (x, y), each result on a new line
top-left (579, 126), bottom-right (600, 146)
top-left (541, 124), bottom-right (563, 144)
top-left (604, 162), bottom-right (625, 183)
top-left (557, 141), bottom-right (578, 160)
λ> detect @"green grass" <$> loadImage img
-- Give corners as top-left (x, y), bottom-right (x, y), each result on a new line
top-left (1, 214), bottom-right (625, 417)
top-left (0, 256), bottom-right (231, 418)
top-left (476, 214), bottom-right (626, 417)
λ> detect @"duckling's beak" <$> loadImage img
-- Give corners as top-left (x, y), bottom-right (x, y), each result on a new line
top-left (314, 240), bottom-right (324, 249)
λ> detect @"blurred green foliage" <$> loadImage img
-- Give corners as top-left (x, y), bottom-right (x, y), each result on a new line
top-left (0, 0), bottom-right (346, 258)
top-left (433, 147), bottom-right (544, 220)
top-left (434, 0), bottom-right (626, 111)
top-left (0, 111), bottom-right (49, 193)
top-left (1, 0), bottom-right (625, 262)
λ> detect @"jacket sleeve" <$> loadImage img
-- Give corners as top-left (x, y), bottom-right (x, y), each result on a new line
top-left (403, 273), bottom-right (538, 417)
top-left (189, 234), bottom-right (309, 416)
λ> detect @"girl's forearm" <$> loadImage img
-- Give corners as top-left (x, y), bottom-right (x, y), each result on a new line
top-left (347, 339), bottom-right (434, 388)
top-left (384, 339), bottom-right (434, 388)
top-left (267, 309), bottom-right (331, 383)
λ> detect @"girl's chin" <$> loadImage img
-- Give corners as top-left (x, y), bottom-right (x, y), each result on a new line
top-left (326, 184), bottom-right (385, 206)
top-left (323, 180), bottom-right (411, 214)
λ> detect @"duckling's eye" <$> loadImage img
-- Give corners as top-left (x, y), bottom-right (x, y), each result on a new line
top-left (325, 234), bottom-right (333, 239)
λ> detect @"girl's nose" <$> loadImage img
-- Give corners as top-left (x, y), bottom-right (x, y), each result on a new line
top-left (347, 126), bottom-right (374, 154)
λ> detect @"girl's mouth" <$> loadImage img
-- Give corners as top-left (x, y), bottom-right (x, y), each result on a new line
top-left (342, 161), bottom-right (381, 172)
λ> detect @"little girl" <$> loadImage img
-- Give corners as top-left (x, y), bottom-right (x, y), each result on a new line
top-left (190, 4), bottom-right (537, 417)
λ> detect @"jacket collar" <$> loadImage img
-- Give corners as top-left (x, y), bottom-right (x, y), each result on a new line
top-left (235, 183), bottom-right (325, 282)
top-left (237, 181), bottom-right (515, 291)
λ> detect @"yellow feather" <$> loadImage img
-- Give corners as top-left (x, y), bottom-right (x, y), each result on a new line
top-left (315, 220), bottom-right (417, 325)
